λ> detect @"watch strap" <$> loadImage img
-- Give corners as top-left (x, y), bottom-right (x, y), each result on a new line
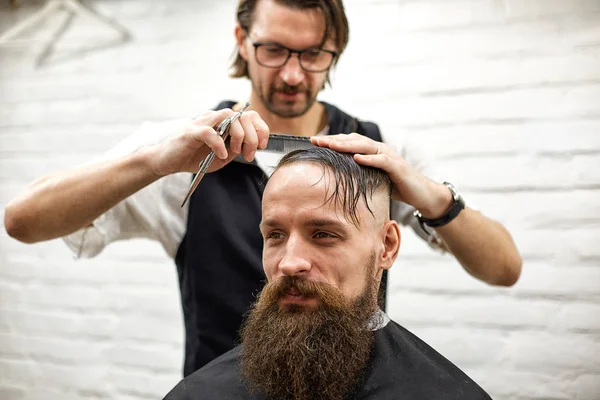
top-left (414, 182), bottom-right (465, 229)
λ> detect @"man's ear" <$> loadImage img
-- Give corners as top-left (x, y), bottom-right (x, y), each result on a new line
top-left (234, 24), bottom-right (249, 61)
top-left (379, 220), bottom-right (401, 271)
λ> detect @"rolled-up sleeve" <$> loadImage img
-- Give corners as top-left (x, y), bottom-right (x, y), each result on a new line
top-left (62, 119), bottom-right (191, 259)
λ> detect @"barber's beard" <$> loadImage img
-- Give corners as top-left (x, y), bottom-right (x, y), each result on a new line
top-left (260, 81), bottom-right (316, 118)
top-left (240, 271), bottom-right (379, 400)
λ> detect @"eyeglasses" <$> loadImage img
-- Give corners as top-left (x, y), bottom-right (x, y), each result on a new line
top-left (249, 39), bottom-right (338, 73)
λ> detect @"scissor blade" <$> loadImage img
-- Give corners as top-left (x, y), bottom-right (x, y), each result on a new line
top-left (181, 148), bottom-right (218, 207)
top-left (181, 170), bottom-right (206, 207)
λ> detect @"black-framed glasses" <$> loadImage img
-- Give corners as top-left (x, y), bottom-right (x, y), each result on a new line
top-left (250, 40), bottom-right (338, 73)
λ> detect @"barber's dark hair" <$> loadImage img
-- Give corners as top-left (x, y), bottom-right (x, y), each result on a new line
top-left (273, 147), bottom-right (392, 226)
top-left (231, 0), bottom-right (349, 84)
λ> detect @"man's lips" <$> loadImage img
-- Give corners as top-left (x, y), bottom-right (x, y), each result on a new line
top-left (280, 287), bottom-right (317, 305)
top-left (275, 91), bottom-right (304, 98)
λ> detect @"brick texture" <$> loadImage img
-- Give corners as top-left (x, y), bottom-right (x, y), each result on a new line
top-left (1, 0), bottom-right (599, 399)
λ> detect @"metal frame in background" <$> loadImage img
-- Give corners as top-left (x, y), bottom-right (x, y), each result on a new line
top-left (0, 0), bottom-right (131, 64)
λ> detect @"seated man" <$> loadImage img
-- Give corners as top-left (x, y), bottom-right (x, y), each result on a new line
top-left (163, 148), bottom-right (491, 400)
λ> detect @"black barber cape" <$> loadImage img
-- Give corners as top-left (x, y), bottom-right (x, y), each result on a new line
top-left (175, 100), bottom-right (386, 376)
top-left (163, 319), bottom-right (492, 400)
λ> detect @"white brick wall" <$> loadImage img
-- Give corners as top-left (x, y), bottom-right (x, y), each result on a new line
top-left (1, 0), bottom-right (599, 399)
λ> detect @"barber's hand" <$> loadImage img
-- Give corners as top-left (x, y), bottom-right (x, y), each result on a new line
top-left (149, 108), bottom-right (270, 177)
top-left (311, 133), bottom-right (452, 219)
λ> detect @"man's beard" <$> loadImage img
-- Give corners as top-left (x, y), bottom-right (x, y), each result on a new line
top-left (240, 270), bottom-right (379, 400)
top-left (259, 81), bottom-right (317, 118)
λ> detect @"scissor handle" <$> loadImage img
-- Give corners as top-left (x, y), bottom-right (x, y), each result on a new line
top-left (216, 117), bottom-right (232, 136)
top-left (198, 151), bottom-right (216, 174)
top-left (181, 102), bottom-right (251, 207)
top-left (216, 101), bottom-right (250, 136)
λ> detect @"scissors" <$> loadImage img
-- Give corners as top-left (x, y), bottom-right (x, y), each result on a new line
top-left (180, 102), bottom-right (250, 207)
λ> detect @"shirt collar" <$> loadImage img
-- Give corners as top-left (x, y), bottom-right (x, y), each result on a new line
top-left (367, 308), bottom-right (390, 331)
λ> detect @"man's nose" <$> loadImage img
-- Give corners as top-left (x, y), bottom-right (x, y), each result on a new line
top-left (278, 235), bottom-right (311, 276)
top-left (279, 54), bottom-right (304, 86)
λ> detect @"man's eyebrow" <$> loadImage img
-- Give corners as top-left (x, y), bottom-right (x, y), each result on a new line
top-left (304, 218), bottom-right (349, 231)
top-left (259, 218), bottom-right (350, 230)
top-left (259, 219), bottom-right (279, 229)
top-left (254, 39), bottom-right (321, 50)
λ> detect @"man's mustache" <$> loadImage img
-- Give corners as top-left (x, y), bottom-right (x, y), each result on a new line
top-left (272, 83), bottom-right (308, 94)
top-left (262, 276), bottom-right (349, 311)
top-left (269, 276), bottom-right (329, 299)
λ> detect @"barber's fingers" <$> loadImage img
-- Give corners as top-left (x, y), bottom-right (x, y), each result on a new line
top-left (247, 111), bottom-right (270, 150)
top-left (311, 133), bottom-right (370, 148)
top-left (313, 133), bottom-right (361, 142)
top-left (353, 152), bottom-right (390, 168)
top-left (228, 118), bottom-right (244, 155)
top-left (193, 108), bottom-right (235, 127)
top-left (228, 111), bottom-right (270, 161)
top-left (311, 134), bottom-right (385, 156)
top-left (184, 124), bottom-right (228, 160)
top-left (239, 114), bottom-right (259, 161)
top-left (191, 109), bottom-right (245, 160)
top-left (188, 108), bottom-right (270, 162)
top-left (318, 139), bottom-right (381, 155)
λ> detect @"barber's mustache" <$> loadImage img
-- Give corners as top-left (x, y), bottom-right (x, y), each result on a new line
top-left (272, 83), bottom-right (309, 94)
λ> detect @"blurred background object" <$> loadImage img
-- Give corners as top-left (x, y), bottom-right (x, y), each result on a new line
top-left (1, 0), bottom-right (599, 399)
top-left (0, 0), bottom-right (130, 66)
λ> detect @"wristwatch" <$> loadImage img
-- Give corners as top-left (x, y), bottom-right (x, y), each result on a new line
top-left (413, 182), bottom-right (465, 234)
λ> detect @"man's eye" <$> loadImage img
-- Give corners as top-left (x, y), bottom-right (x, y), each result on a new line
top-left (266, 232), bottom-right (284, 239)
top-left (314, 232), bottom-right (335, 239)
top-left (264, 46), bottom-right (286, 54)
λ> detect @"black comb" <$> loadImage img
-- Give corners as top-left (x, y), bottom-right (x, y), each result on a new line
top-left (263, 134), bottom-right (316, 153)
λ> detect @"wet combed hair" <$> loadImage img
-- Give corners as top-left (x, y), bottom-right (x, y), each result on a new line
top-left (273, 147), bottom-right (392, 226)
top-left (231, 0), bottom-right (350, 84)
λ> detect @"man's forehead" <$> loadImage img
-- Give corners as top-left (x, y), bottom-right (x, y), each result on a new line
top-left (263, 163), bottom-right (374, 227)
top-left (251, 0), bottom-right (330, 46)
top-left (265, 163), bottom-right (330, 195)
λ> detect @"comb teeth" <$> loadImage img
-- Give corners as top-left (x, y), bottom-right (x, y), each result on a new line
top-left (264, 134), bottom-right (315, 154)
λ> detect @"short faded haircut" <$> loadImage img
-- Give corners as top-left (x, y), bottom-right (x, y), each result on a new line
top-left (272, 147), bottom-right (392, 226)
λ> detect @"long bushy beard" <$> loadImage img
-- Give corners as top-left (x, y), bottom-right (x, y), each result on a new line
top-left (240, 274), bottom-right (379, 400)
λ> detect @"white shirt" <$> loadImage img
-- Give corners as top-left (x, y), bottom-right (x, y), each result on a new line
top-left (63, 119), bottom-right (444, 259)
